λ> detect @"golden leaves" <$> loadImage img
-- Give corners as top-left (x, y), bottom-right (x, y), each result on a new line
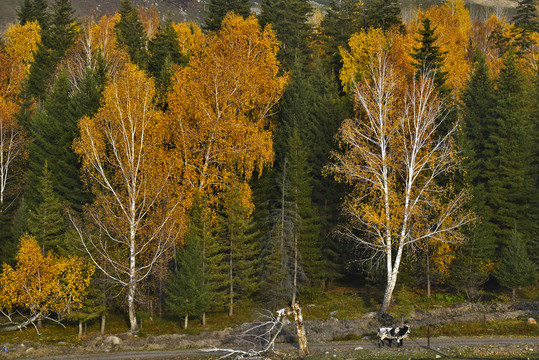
top-left (0, 235), bottom-right (94, 316)
top-left (168, 14), bottom-right (286, 197)
top-left (173, 22), bottom-right (205, 57)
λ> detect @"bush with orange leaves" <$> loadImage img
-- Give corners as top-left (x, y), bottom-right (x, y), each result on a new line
top-left (0, 235), bottom-right (94, 334)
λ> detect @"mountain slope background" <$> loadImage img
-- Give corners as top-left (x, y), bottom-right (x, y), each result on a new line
top-left (0, 0), bottom-right (517, 33)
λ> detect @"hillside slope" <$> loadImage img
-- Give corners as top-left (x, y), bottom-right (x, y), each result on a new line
top-left (0, 0), bottom-right (516, 33)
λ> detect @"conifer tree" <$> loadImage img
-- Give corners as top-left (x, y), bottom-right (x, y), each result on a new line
top-left (259, 0), bottom-right (313, 69)
top-left (487, 51), bottom-right (535, 251)
top-left (25, 0), bottom-right (77, 102)
top-left (459, 54), bottom-right (497, 263)
top-left (495, 230), bottom-right (537, 299)
top-left (45, 0), bottom-right (78, 60)
top-left (27, 70), bottom-right (89, 212)
top-left (514, 0), bottom-right (539, 50)
top-left (148, 19), bottom-right (185, 109)
top-left (411, 17), bottom-right (448, 94)
top-left (319, 0), bottom-right (364, 76)
top-left (115, 0), bottom-right (149, 68)
top-left (205, 0), bottom-right (252, 31)
top-left (217, 175), bottom-right (260, 316)
top-left (364, 0), bottom-right (404, 31)
top-left (166, 211), bottom-right (211, 329)
top-left (27, 163), bottom-right (67, 255)
top-left (306, 59), bottom-right (351, 284)
top-left (18, 0), bottom-right (49, 30)
top-left (286, 129), bottom-right (324, 292)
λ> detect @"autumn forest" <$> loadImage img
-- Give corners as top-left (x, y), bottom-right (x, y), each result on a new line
top-left (0, 0), bottom-right (537, 335)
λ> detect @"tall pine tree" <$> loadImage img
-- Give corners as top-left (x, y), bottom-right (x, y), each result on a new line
top-left (205, 0), bottom-right (252, 31)
top-left (115, 0), bottom-right (149, 68)
top-left (487, 51), bottom-right (535, 253)
top-left (258, 0), bottom-right (313, 69)
top-left (166, 217), bottom-right (211, 329)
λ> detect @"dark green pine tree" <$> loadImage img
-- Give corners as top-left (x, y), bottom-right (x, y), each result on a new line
top-left (11, 197), bottom-right (29, 242)
top-left (148, 19), bottom-right (186, 109)
top-left (27, 163), bottom-right (68, 255)
top-left (286, 129), bottom-right (324, 291)
top-left (487, 51), bottom-right (535, 253)
top-left (0, 202), bottom-right (18, 266)
top-left (166, 209), bottom-right (211, 329)
top-left (25, 0), bottom-right (78, 102)
top-left (513, 0), bottom-right (539, 50)
top-left (319, 0), bottom-right (364, 77)
top-left (115, 0), bottom-right (149, 68)
top-left (364, 0), bottom-right (404, 32)
top-left (449, 239), bottom-right (491, 300)
top-left (27, 70), bottom-right (90, 212)
top-left (205, 0), bottom-right (252, 31)
top-left (458, 53), bottom-right (497, 265)
top-left (18, 0), bottom-right (50, 30)
top-left (305, 59), bottom-right (351, 284)
top-left (44, 0), bottom-right (78, 59)
top-left (258, 0), bottom-right (313, 69)
top-left (217, 174), bottom-right (261, 316)
top-left (411, 17), bottom-right (448, 95)
top-left (69, 54), bottom-right (107, 120)
top-left (495, 230), bottom-right (537, 299)
top-left (25, 44), bottom-right (54, 103)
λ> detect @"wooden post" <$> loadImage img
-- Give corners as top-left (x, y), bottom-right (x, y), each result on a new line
top-left (427, 325), bottom-right (430, 348)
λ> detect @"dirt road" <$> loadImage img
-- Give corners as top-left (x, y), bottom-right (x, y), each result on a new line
top-left (21, 337), bottom-right (539, 360)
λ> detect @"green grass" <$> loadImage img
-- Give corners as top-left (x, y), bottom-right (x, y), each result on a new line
top-left (414, 318), bottom-right (539, 338)
top-left (0, 284), bottom-right (537, 347)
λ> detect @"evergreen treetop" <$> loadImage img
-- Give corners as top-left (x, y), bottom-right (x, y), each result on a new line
top-left (205, 0), bottom-right (252, 31)
top-left (411, 17), bottom-right (448, 93)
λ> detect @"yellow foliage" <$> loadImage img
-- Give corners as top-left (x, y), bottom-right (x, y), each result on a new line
top-left (168, 14), bottom-right (286, 198)
top-left (340, 28), bottom-right (415, 92)
top-left (0, 235), bottom-right (94, 318)
top-left (340, 28), bottom-right (388, 90)
top-left (408, 0), bottom-right (472, 97)
top-left (172, 22), bottom-right (205, 57)
top-left (4, 21), bottom-right (41, 70)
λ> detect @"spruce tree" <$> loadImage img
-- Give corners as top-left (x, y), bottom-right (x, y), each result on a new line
top-left (364, 0), bottom-right (404, 31)
top-left (306, 59), bottom-right (351, 284)
top-left (0, 202), bottom-right (17, 266)
top-left (514, 0), bottom-right (539, 50)
top-left (25, 0), bottom-right (77, 102)
top-left (27, 163), bottom-right (67, 255)
top-left (148, 19), bottom-right (186, 109)
top-left (258, 0), bottom-right (313, 69)
top-left (319, 0), bottom-right (364, 76)
top-left (27, 70), bottom-right (89, 212)
top-left (411, 17), bottom-right (448, 94)
top-left (286, 129), bottom-right (324, 291)
top-left (18, 0), bottom-right (49, 30)
top-left (166, 211), bottom-right (211, 329)
top-left (459, 53), bottom-right (497, 263)
top-left (45, 0), bottom-right (78, 59)
top-left (17, 0), bottom-right (36, 25)
top-left (217, 175), bottom-right (260, 316)
top-left (487, 51), bottom-right (535, 252)
top-left (205, 0), bottom-right (252, 31)
top-left (115, 0), bottom-right (149, 68)
top-left (496, 230), bottom-right (537, 299)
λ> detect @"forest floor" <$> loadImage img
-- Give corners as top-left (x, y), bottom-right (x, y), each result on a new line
top-left (2, 300), bottom-right (538, 359)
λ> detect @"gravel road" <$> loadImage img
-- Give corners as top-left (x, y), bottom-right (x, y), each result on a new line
top-left (21, 337), bottom-right (539, 360)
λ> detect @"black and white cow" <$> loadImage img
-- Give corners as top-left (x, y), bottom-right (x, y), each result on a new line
top-left (377, 325), bottom-right (410, 347)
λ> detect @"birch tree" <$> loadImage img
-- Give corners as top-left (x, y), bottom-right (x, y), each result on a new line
top-left (328, 51), bottom-right (472, 313)
top-left (73, 63), bottom-right (184, 334)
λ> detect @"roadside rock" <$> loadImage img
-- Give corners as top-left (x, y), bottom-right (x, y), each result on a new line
top-left (104, 335), bottom-right (121, 345)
